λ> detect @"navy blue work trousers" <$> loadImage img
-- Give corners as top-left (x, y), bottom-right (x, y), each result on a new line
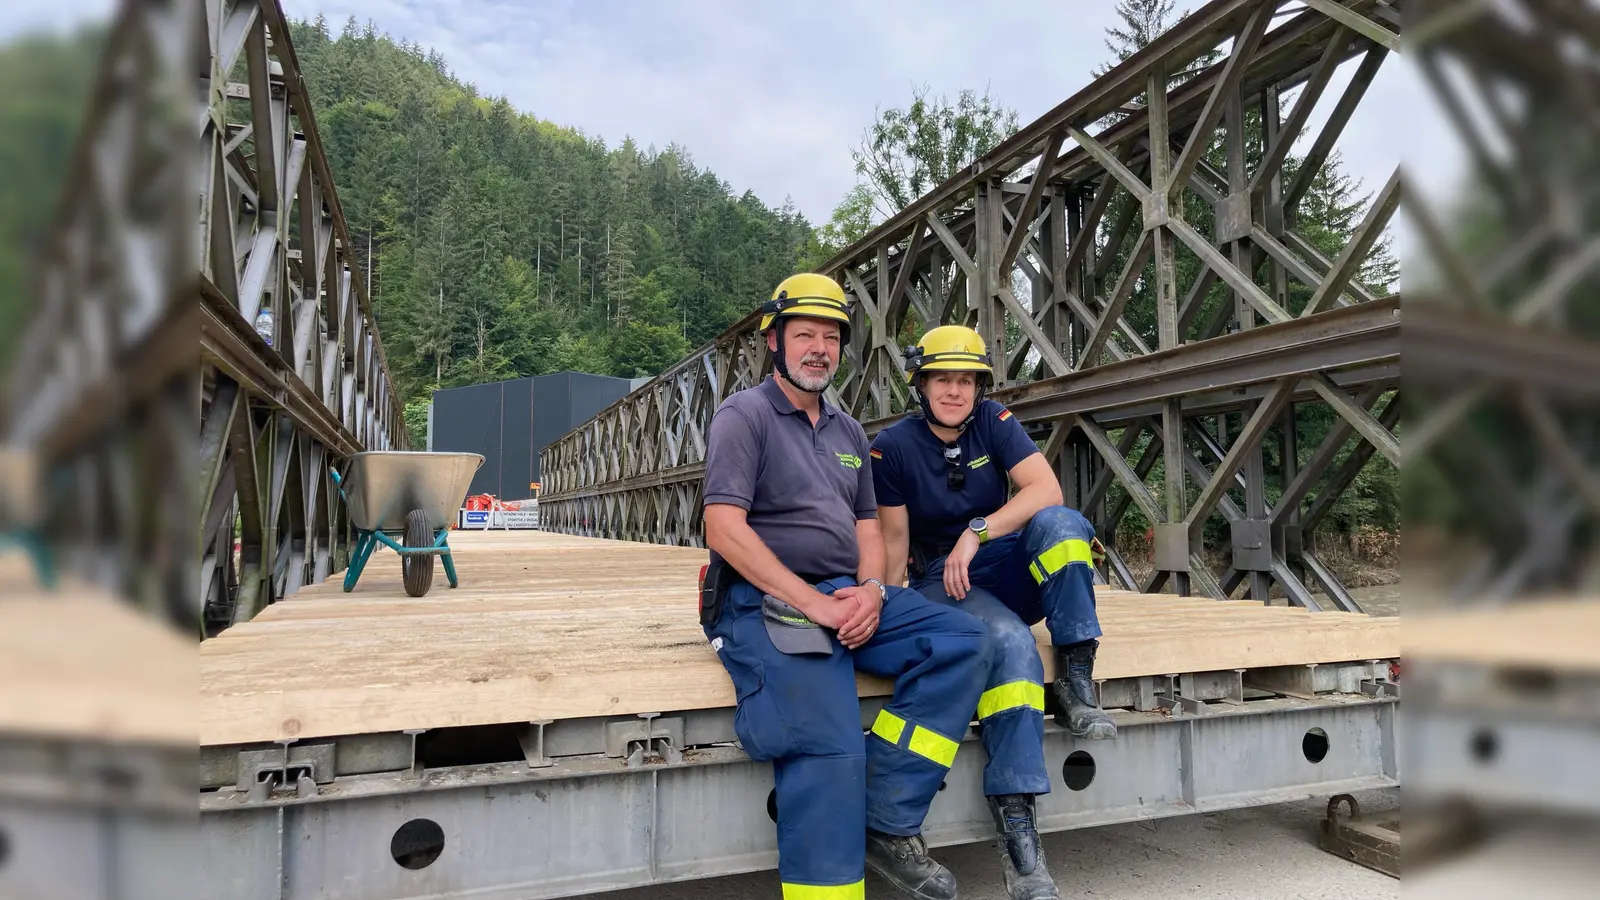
top-left (704, 576), bottom-right (991, 898)
top-left (912, 505), bottom-right (1103, 797)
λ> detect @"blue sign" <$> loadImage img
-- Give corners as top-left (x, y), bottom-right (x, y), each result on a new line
top-left (465, 511), bottom-right (489, 524)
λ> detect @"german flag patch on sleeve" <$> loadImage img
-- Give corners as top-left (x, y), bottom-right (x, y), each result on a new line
top-left (997, 407), bottom-right (1013, 421)
top-left (869, 448), bottom-right (883, 460)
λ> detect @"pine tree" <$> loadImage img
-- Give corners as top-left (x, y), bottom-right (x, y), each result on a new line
top-left (1290, 150), bottom-right (1399, 296)
top-left (1095, 0), bottom-right (1217, 116)
top-left (1097, 0), bottom-right (1185, 74)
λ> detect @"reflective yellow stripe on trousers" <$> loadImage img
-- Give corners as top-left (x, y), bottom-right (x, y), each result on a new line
top-left (977, 680), bottom-right (1045, 720)
top-left (782, 879), bottom-right (866, 899)
top-left (871, 709), bottom-right (960, 768)
top-left (870, 709), bottom-right (906, 745)
top-left (1028, 537), bottom-right (1094, 584)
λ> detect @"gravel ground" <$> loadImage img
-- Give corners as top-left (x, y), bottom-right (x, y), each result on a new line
top-left (579, 788), bottom-right (1400, 900)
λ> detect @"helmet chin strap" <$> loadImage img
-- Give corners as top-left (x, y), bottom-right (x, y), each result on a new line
top-left (915, 375), bottom-right (988, 432)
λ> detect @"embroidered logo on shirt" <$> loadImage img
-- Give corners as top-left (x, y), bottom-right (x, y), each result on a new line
top-left (997, 407), bottom-right (1014, 421)
top-left (967, 454), bottom-right (991, 470)
top-left (836, 452), bottom-right (863, 470)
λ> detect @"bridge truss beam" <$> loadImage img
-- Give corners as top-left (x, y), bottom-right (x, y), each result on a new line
top-left (0, 0), bottom-right (198, 626)
top-left (541, 0), bottom-right (1403, 608)
top-left (195, 0), bottom-right (406, 633)
top-left (1, 1), bottom-right (406, 637)
top-left (1402, 0), bottom-right (1600, 601)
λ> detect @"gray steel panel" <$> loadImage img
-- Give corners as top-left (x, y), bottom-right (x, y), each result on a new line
top-left (0, 800), bottom-right (196, 900)
top-left (1406, 707), bottom-right (1600, 815)
top-left (199, 697), bottom-right (1398, 900)
top-left (500, 377), bottom-right (535, 500)
top-left (431, 381), bottom-right (510, 498)
top-left (197, 805), bottom-right (284, 900)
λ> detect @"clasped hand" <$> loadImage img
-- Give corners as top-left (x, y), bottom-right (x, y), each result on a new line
top-left (806, 584), bottom-right (882, 650)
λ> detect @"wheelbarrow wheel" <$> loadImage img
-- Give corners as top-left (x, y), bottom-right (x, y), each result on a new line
top-left (402, 509), bottom-right (434, 597)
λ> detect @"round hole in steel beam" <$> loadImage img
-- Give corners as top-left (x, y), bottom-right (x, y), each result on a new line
top-left (767, 788), bottom-right (778, 823)
top-left (1062, 750), bottom-right (1096, 791)
top-left (390, 818), bottom-right (445, 870)
top-left (1470, 728), bottom-right (1498, 764)
top-left (1302, 727), bottom-right (1330, 764)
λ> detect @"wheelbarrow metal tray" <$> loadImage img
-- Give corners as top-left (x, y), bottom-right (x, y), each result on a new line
top-left (340, 452), bottom-right (483, 532)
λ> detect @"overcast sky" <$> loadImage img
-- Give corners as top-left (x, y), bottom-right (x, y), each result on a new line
top-left (5, 0), bottom-right (1457, 258)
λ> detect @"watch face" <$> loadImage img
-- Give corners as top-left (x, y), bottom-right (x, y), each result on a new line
top-left (969, 517), bottom-right (987, 532)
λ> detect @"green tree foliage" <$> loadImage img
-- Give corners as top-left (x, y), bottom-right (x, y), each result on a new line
top-left (1096, 0), bottom-right (1190, 75)
top-left (811, 85), bottom-right (1020, 261)
top-left (286, 16), bottom-right (813, 409)
top-left (0, 25), bottom-right (106, 368)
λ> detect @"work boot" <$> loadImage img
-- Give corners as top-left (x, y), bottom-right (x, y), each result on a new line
top-left (866, 829), bottom-right (958, 900)
top-left (988, 794), bottom-right (1061, 900)
top-left (1053, 640), bottom-right (1117, 740)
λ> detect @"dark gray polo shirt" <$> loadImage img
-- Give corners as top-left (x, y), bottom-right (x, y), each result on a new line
top-left (703, 375), bottom-right (877, 578)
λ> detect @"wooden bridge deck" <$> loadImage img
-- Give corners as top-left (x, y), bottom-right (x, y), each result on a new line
top-left (198, 530), bottom-right (1401, 747)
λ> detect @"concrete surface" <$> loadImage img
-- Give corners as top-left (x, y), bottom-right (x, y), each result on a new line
top-left (1405, 814), bottom-right (1600, 900)
top-left (581, 788), bottom-right (1400, 900)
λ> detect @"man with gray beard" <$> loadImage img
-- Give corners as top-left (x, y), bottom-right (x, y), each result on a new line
top-left (697, 273), bottom-right (993, 900)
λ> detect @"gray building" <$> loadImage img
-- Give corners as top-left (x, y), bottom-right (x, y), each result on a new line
top-left (428, 372), bottom-right (645, 500)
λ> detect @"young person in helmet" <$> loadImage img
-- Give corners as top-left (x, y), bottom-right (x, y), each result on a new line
top-left (868, 324), bottom-right (1116, 900)
top-left (700, 274), bottom-right (993, 900)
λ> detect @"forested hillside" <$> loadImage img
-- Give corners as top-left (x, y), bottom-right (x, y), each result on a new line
top-left (286, 16), bottom-right (819, 436)
top-left (0, 25), bottom-right (104, 367)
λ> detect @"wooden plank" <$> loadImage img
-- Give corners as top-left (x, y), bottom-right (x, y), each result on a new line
top-left (1405, 597), bottom-right (1600, 673)
top-left (0, 569), bottom-right (196, 747)
top-left (199, 531), bottom-right (1400, 746)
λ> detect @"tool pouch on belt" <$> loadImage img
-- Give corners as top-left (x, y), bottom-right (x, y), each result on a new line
top-left (698, 559), bottom-right (730, 629)
top-left (908, 541), bottom-right (930, 581)
top-left (908, 538), bottom-right (953, 581)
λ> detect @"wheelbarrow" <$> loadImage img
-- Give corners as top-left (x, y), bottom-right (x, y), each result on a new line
top-left (330, 451), bottom-right (484, 597)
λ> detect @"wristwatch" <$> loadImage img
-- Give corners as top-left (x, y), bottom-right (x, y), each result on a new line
top-left (863, 578), bottom-right (888, 601)
top-left (968, 517), bottom-right (990, 544)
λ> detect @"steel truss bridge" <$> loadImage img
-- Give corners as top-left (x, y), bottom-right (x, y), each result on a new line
top-left (0, 0), bottom-right (406, 636)
top-left (0, 0), bottom-right (1595, 898)
top-left (541, 0), bottom-right (1408, 610)
top-left (193, 0), bottom-right (408, 633)
top-left (1402, 0), bottom-right (1600, 601)
top-left (0, 0), bottom-right (1593, 623)
top-left (0, 0), bottom-right (407, 633)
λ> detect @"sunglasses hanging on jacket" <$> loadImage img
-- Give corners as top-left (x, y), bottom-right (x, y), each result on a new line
top-left (942, 441), bottom-right (965, 491)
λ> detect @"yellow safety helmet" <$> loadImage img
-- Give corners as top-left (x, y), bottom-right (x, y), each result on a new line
top-left (761, 273), bottom-right (852, 393)
top-left (760, 273), bottom-right (853, 339)
top-left (903, 325), bottom-right (994, 382)
top-left (903, 325), bottom-right (994, 430)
